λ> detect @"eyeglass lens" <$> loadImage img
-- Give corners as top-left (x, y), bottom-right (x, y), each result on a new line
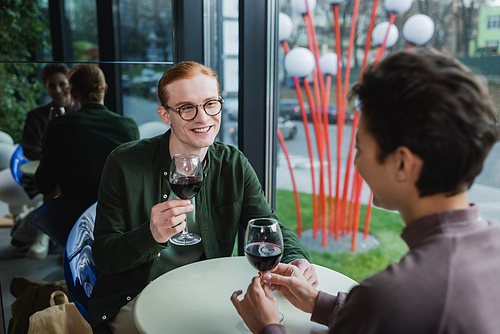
top-left (180, 99), bottom-right (222, 120)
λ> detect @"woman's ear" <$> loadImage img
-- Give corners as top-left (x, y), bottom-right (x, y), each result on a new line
top-left (157, 105), bottom-right (171, 125)
top-left (392, 146), bottom-right (423, 183)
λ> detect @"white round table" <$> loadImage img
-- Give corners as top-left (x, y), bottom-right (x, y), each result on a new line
top-left (134, 256), bottom-right (357, 334)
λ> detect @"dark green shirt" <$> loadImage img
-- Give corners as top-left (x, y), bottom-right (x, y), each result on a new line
top-left (89, 130), bottom-right (310, 332)
top-left (35, 103), bottom-right (139, 195)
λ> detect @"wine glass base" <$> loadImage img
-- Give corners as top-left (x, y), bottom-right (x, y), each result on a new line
top-left (170, 233), bottom-right (201, 246)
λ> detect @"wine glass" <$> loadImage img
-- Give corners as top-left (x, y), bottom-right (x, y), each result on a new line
top-left (244, 217), bottom-right (284, 323)
top-left (168, 153), bottom-right (203, 246)
top-left (49, 106), bottom-right (65, 120)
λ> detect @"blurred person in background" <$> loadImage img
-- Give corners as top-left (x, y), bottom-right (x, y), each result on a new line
top-left (22, 63), bottom-right (78, 161)
top-left (28, 64), bottom-right (139, 260)
top-left (14, 63), bottom-right (79, 258)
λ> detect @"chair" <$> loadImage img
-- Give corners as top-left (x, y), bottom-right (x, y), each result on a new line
top-left (0, 142), bottom-right (16, 171)
top-left (10, 145), bottom-right (29, 185)
top-left (0, 130), bottom-right (14, 145)
top-left (0, 168), bottom-right (42, 217)
top-left (63, 202), bottom-right (99, 321)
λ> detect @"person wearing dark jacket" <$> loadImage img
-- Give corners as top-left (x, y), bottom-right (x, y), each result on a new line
top-left (21, 63), bottom-right (79, 259)
top-left (31, 64), bottom-right (139, 255)
top-left (89, 61), bottom-right (317, 334)
top-left (22, 63), bottom-right (78, 161)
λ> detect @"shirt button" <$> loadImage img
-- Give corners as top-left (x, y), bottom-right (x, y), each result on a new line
top-left (164, 172), bottom-right (168, 176)
top-left (163, 194), bottom-right (167, 199)
top-left (126, 296), bottom-right (131, 301)
top-left (157, 253), bottom-right (161, 257)
top-left (102, 315), bottom-right (107, 320)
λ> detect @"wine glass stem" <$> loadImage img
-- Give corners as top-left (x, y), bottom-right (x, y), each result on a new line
top-left (180, 198), bottom-right (194, 238)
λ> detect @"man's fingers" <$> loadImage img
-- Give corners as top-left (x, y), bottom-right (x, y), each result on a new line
top-left (271, 263), bottom-right (294, 275)
top-left (303, 267), bottom-right (316, 283)
top-left (261, 280), bottom-right (275, 298)
top-left (156, 199), bottom-right (192, 210)
top-left (250, 276), bottom-right (264, 291)
top-left (265, 272), bottom-right (293, 287)
top-left (230, 290), bottom-right (243, 310)
top-left (169, 220), bottom-right (186, 234)
top-left (309, 272), bottom-right (319, 288)
top-left (301, 267), bottom-right (311, 279)
top-left (170, 215), bottom-right (187, 228)
top-left (303, 267), bottom-right (319, 287)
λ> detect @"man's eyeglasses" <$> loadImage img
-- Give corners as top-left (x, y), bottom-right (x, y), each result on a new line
top-left (164, 98), bottom-right (224, 121)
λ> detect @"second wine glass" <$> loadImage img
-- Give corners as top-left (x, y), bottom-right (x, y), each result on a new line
top-left (244, 217), bottom-right (284, 323)
top-left (244, 218), bottom-right (283, 272)
top-left (168, 153), bottom-right (203, 246)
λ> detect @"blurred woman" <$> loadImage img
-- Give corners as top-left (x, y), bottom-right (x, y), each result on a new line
top-left (17, 63), bottom-right (78, 259)
top-left (21, 63), bottom-right (78, 161)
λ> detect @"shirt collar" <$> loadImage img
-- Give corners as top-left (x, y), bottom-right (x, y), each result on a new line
top-left (401, 204), bottom-right (485, 249)
top-left (159, 130), bottom-right (211, 178)
top-left (80, 103), bottom-right (107, 111)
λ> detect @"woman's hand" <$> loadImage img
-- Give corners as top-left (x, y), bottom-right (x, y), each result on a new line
top-left (231, 276), bottom-right (280, 334)
top-left (288, 258), bottom-right (319, 288)
top-left (150, 200), bottom-right (193, 244)
top-left (263, 263), bottom-right (319, 314)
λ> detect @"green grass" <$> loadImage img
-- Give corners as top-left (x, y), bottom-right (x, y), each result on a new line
top-left (276, 189), bottom-right (409, 283)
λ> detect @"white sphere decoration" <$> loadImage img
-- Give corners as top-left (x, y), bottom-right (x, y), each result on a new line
top-left (372, 22), bottom-right (399, 47)
top-left (385, 0), bottom-right (412, 14)
top-left (285, 47), bottom-right (316, 78)
top-left (279, 13), bottom-right (294, 42)
top-left (354, 97), bottom-right (362, 113)
top-left (0, 168), bottom-right (43, 215)
top-left (319, 53), bottom-right (339, 76)
top-left (290, 0), bottom-right (316, 15)
top-left (0, 131), bottom-right (14, 145)
top-left (324, 0), bottom-right (344, 3)
top-left (403, 14), bottom-right (434, 45)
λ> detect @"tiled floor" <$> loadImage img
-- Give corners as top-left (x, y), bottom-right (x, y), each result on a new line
top-left (0, 202), bottom-right (63, 334)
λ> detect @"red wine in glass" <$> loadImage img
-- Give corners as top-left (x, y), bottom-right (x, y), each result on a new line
top-left (168, 154), bottom-right (203, 246)
top-left (244, 218), bottom-right (285, 323)
top-left (245, 242), bottom-right (283, 272)
top-left (169, 176), bottom-right (202, 200)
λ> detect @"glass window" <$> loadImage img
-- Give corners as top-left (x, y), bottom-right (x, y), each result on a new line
top-left (65, 0), bottom-right (99, 61)
top-left (276, 1), bottom-right (500, 282)
top-left (118, 0), bottom-right (174, 128)
top-left (118, 0), bottom-right (173, 62)
top-left (0, 0), bottom-right (175, 144)
top-left (217, 0), bottom-right (239, 148)
top-left (0, 1), bottom-right (52, 144)
top-left (121, 63), bottom-right (171, 125)
top-left (487, 15), bottom-right (500, 29)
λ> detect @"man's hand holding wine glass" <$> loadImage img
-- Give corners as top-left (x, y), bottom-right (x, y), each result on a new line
top-left (231, 276), bottom-right (281, 334)
top-left (231, 263), bottom-right (320, 334)
top-left (149, 199), bottom-right (193, 244)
